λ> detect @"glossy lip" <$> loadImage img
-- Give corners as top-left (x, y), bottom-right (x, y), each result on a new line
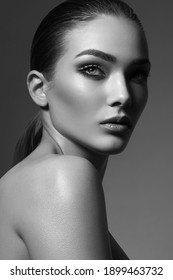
top-left (100, 115), bottom-right (132, 127)
top-left (100, 115), bottom-right (133, 134)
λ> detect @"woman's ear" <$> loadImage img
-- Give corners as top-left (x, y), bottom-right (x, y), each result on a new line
top-left (27, 70), bottom-right (50, 107)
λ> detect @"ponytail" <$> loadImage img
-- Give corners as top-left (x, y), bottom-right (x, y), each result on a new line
top-left (12, 112), bottom-right (43, 166)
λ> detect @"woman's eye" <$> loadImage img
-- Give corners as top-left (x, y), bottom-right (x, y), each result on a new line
top-left (131, 72), bottom-right (149, 84)
top-left (79, 64), bottom-right (105, 79)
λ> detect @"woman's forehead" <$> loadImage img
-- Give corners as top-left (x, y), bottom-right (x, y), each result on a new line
top-left (63, 15), bottom-right (148, 61)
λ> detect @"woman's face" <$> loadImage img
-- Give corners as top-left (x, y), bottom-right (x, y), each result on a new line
top-left (47, 15), bottom-right (150, 155)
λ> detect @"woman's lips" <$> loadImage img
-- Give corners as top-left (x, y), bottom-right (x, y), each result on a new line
top-left (100, 122), bottom-right (131, 133)
top-left (100, 115), bottom-right (132, 134)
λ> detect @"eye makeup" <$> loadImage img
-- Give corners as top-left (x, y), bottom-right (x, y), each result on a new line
top-left (129, 67), bottom-right (150, 85)
top-left (131, 71), bottom-right (150, 84)
top-left (75, 55), bottom-right (151, 84)
top-left (77, 63), bottom-right (106, 80)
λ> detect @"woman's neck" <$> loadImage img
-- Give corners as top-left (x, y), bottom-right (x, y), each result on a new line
top-left (41, 111), bottom-right (109, 181)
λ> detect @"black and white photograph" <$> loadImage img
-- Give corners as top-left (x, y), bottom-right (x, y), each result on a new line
top-left (0, 0), bottom-right (173, 261)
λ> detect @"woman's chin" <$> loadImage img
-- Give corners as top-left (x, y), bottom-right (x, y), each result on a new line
top-left (90, 137), bottom-right (130, 156)
top-left (100, 143), bottom-right (128, 155)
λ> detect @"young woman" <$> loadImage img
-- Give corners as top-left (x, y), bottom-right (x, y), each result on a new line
top-left (0, 0), bottom-right (151, 259)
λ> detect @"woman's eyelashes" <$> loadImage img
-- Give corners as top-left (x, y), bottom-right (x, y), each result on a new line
top-left (77, 63), bottom-right (150, 84)
top-left (130, 70), bottom-right (150, 84)
top-left (78, 64), bottom-right (106, 80)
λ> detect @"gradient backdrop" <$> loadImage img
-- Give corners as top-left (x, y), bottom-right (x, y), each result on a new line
top-left (1, 0), bottom-right (173, 259)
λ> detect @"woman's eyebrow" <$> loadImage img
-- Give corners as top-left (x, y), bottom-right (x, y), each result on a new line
top-left (131, 58), bottom-right (151, 69)
top-left (75, 49), bottom-right (151, 68)
top-left (75, 49), bottom-right (116, 63)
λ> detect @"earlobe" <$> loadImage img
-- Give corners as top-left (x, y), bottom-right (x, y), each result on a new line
top-left (27, 70), bottom-right (49, 107)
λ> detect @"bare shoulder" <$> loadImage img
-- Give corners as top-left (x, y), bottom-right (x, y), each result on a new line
top-left (29, 154), bottom-right (103, 201)
top-left (41, 154), bottom-right (101, 182)
top-left (0, 155), bottom-right (111, 259)
top-left (36, 155), bottom-right (104, 218)
top-left (0, 155), bottom-right (100, 207)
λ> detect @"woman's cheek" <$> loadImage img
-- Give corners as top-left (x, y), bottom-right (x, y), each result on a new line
top-left (52, 74), bottom-right (100, 114)
top-left (132, 85), bottom-right (148, 120)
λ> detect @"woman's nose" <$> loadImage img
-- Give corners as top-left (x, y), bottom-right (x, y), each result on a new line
top-left (106, 73), bottom-right (131, 108)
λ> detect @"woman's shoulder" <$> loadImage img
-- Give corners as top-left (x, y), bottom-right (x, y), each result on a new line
top-left (30, 154), bottom-right (103, 209)
top-left (28, 154), bottom-right (101, 194)
top-left (0, 154), bottom-right (101, 215)
top-left (1, 154), bottom-right (99, 187)
top-left (0, 155), bottom-right (110, 259)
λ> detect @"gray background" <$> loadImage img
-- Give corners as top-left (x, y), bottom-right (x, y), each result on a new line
top-left (1, 1), bottom-right (173, 259)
